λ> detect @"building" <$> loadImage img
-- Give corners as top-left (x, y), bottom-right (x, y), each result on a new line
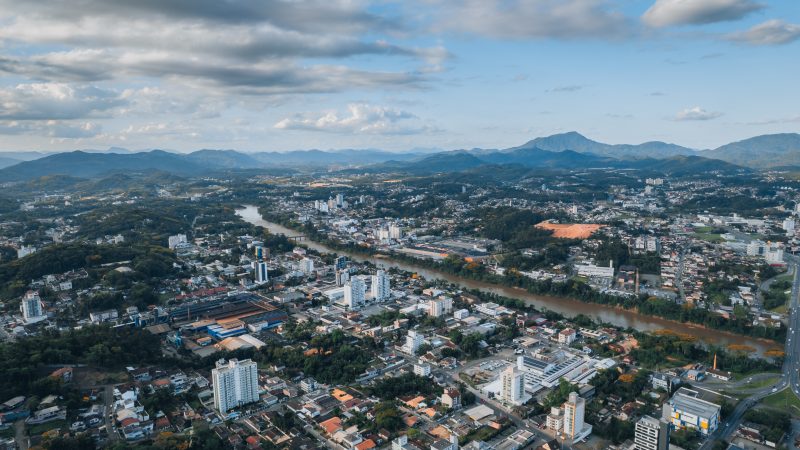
top-left (558, 328), bottom-right (576, 345)
top-left (563, 392), bottom-right (592, 442)
top-left (402, 330), bottom-right (424, 354)
top-left (254, 262), bottom-right (268, 284)
top-left (427, 297), bottom-right (453, 317)
top-left (371, 270), bottom-right (391, 301)
top-left (575, 261), bottom-right (614, 278)
top-left (168, 234), bottom-right (188, 249)
top-left (500, 366), bottom-right (526, 405)
top-left (546, 407), bottom-right (564, 431)
top-left (413, 363), bottom-right (431, 377)
top-left (211, 359), bottom-right (259, 414)
top-left (662, 388), bottom-right (720, 435)
top-left (21, 291), bottom-right (46, 323)
top-left (336, 269), bottom-right (350, 286)
top-left (299, 257), bottom-right (314, 274)
top-left (335, 256), bottom-right (348, 270)
top-left (635, 415), bottom-right (670, 450)
top-left (344, 277), bottom-right (366, 309)
top-left (389, 224), bottom-right (403, 239)
top-left (442, 388), bottom-right (461, 409)
top-left (17, 245), bottom-right (36, 259)
top-left (254, 245), bottom-right (267, 260)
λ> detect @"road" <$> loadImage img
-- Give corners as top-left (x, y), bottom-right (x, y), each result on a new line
top-left (699, 255), bottom-right (800, 449)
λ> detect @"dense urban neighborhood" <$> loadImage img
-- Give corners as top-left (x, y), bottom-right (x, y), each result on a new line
top-left (1, 159), bottom-right (800, 450)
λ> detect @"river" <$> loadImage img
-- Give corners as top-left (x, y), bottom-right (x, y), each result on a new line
top-left (236, 205), bottom-right (780, 357)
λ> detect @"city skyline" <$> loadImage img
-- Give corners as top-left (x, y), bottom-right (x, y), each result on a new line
top-left (0, 0), bottom-right (798, 152)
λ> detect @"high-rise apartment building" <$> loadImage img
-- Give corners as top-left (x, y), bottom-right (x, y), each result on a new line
top-left (634, 415), bottom-right (670, 450)
top-left (371, 270), bottom-right (391, 301)
top-left (212, 359), bottom-right (259, 414)
top-left (344, 277), bottom-right (366, 309)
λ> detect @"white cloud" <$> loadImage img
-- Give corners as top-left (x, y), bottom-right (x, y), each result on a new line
top-left (642, 0), bottom-right (763, 28)
top-left (422, 0), bottom-right (630, 39)
top-left (0, 83), bottom-right (125, 120)
top-left (727, 20), bottom-right (800, 45)
top-left (673, 106), bottom-right (723, 121)
top-left (274, 104), bottom-right (439, 135)
top-left (0, 120), bottom-right (101, 138)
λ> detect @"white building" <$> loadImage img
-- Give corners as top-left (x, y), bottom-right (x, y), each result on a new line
top-left (17, 245), bottom-right (36, 259)
top-left (168, 234), bottom-right (187, 249)
top-left (558, 328), bottom-right (576, 345)
top-left (454, 309), bottom-right (469, 320)
top-left (254, 262), bottom-right (268, 284)
top-left (546, 407), bottom-right (564, 431)
top-left (21, 291), bottom-right (46, 323)
top-left (500, 366), bottom-right (526, 405)
top-left (635, 415), bottom-right (670, 450)
top-left (299, 257), bottom-right (314, 274)
top-left (765, 242), bottom-right (785, 264)
top-left (427, 297), bottom-right (453, 317)
top-left (371, 270), bottom-right (391, 301)
top-left (389, 224), bottom-right (403, 239)
top-left (413, 363), bottom-right (431, 377)
top-left (784, 218), bottom-right (796, 234)
top-left (563, 392), bottom-right (592, 442)
top-left (212, 359), bottom-right (259, 414)
top-left (344, 277), bottom-right (366, 309)
top-left (662, 388), bottom-right (720, 435)
top-left (402, 330), bottom-right (424, 354)
top-left (575, 261), bottom-right (614, 278)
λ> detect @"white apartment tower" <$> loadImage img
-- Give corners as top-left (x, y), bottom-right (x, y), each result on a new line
top-left (212, 358), bottom-right (259, 414)
top-left (635, 415), bottom-right (670, 450)
top-left (21, 291), bottom-right (45, 323)
top-left (344, 277), bottom-right (366, 309)
top-left (299, 257), bottom-right (314, 274)
top-left (389, 224), bottom-right (403, 239)
top-left (403, 330), bottom-right (424, 354)
top-left (371, 270), bottom-right (391, 301)
top-left (500, 366), bottom-right (525, 405)
top-left (427, 297), bottom-right (453, 317)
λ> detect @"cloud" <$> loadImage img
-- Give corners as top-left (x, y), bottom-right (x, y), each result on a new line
top-left (727, 20), bottom-right (800, 45)
top-left (673, 106), bottom-right (723, 121)
top-left (274, 104), bottom-right (439, 135)
top-left (0, 120), bottom-right (101, 138)
top-left (0, 0), bottom-right (440, 95)
top-left (547, 85), bottom-right (584, 93)
top-left (422, 0), bottom-right (631, 39)
top-left (0, 83), bottom-right (125, 120)
top-left (642, 0), bottom-right (763, 27)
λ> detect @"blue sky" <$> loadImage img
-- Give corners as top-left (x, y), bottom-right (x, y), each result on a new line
top-left (0, 0), bottom-right (798, 152)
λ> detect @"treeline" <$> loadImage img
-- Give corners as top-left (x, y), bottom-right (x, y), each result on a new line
top-left (0, 242), bottom-right (178, 300)
top-left (0, 325), bottom-right (164, 399)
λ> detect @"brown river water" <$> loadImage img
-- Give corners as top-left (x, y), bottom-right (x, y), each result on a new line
top-left (237, 205), bottom-right (781, 357)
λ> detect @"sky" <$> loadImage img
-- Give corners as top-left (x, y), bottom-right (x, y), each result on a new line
top-left (0, 0), bottom-right (798, 153)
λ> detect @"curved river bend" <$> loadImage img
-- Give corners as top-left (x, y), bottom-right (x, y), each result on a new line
top-left (237, 205), bottom-right (779, 357)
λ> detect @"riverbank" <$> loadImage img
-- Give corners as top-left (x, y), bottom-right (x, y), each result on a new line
top-left (235, 204), bottom-right (783, 357)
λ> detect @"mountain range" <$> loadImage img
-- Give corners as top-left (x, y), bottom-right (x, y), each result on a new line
top-left (0, 132), bottom-right (798, 182)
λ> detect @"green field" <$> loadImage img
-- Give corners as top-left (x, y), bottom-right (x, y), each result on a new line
top-left (762, 389), bottom-right (800, 415)
top-left (692, 232), bottom-right (724, 243)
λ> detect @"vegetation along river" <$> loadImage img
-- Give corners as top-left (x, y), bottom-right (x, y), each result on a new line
top-left (237, 205), bottom-right (780, 357)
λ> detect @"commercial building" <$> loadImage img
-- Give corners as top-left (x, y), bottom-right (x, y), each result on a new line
top-left (212, 358), bottom-right (259, 414)
top-left (413, 363), bottom-right (431, 377)
top-left (634, 415), bottom-right (670, 450)
top-left (662, 388), bottom-right (720, 435)
top-left (299, 257), bottom-right (314, 274)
